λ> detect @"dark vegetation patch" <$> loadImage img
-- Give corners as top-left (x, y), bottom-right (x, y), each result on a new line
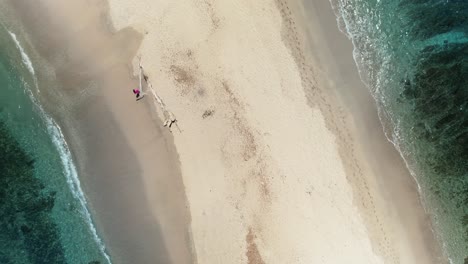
top-left (0, 121), bottom-right (66, 263)
top-left (399, 0), bottom-right (468, 40)
top-left (401, 42), bottom-right (468, 244)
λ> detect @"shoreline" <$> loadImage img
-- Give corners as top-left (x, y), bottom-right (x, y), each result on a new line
top-left (0, 24), bottom-right (110, 263)
top-left (5, 1), bottom-right (195, 263)
top-left (326, 1), bottom-right (468, 261)
top-left (295, 0), bottom-right (447, 262)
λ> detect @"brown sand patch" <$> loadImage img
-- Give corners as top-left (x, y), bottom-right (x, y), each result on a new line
top-left (219, 120), bottom-right (257, 166)
top-left (222, 81), bottom-right (242, 108)
top-left (238, 122), bottom-right (257, 161)
top-left (246, 228), bottom-right (265, 264)
top-left (170, 65), bottom-right (196, 86)
top-left (219, 79), bottom-right (257, 162)
top-left (197, 0), bottom-right (221, 31)
top-left (186, 49), bottom-right (194, 58)
top-left (197, 88), bottom-right (206, 96)
top-left (252, 157), bottom-right (270, 200)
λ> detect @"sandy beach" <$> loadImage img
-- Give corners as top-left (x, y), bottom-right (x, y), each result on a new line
top-left (105, 0), bottom-right (445, 263)
top-left (5, 0), bottom-right (448, 263)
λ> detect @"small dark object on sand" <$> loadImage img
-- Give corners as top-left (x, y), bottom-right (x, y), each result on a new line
top-left (202, 109), bottom-right (215, 119)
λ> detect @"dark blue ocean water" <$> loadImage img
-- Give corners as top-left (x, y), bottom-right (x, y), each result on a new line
top-left (0, 25), bottom-right (110, 263)
top-left (330, 0), bottom-right (468, 262)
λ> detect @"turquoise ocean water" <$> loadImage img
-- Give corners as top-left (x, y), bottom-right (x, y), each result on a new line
top-left (330, 0), bottom-right (468, 263)
top-left (0, 24), bottom-right (110, 263)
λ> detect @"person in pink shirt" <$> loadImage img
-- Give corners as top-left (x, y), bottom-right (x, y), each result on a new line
top-left (132, 88), bottom-right (140, 99)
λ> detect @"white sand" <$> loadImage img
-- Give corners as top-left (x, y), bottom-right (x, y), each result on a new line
top-left (106, 0), bottom-right (440, 263)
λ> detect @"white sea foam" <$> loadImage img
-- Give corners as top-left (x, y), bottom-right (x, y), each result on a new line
top-left (42, 109), bottom-right (113, 264)
top-left (9, 30), bottom-right (112, 264)
top-left (7, 31), bottom-right (37, 87)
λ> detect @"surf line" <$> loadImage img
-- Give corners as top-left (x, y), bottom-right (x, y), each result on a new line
top-left (6, 30), bottom-right (39, 92)
top-left (8, 29), bottom-right (113, 264)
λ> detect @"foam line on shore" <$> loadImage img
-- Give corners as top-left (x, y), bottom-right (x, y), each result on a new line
top-left (7, 30), bottom-right (38, 90)
top-left (8, 29), bottom-right (112, 264)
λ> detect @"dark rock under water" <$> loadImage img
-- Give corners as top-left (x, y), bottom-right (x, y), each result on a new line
top-left (0, 121), bottom-right (66, 263)
top-left (399, 0), bottom-right (468, 41)
top-left (401, 27), bottom-right (468, 248)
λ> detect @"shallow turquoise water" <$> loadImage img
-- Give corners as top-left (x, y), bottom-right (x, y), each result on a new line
top-left (0, 25), bottom-right (109, 263)
top-left (330, 0), bottom-right (468, 262)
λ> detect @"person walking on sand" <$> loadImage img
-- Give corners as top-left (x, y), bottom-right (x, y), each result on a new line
top-left (132, 88), bottom-right (140, 99)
